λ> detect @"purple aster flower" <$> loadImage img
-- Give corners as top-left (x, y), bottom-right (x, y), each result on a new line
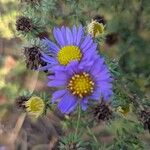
top-left (40, 25), bottom-right (98, 71)
top-left (48, 56), bottom-right (113, 114)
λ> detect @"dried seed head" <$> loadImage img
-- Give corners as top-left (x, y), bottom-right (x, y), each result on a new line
top-left (93, 100), bottom-right (112, 122)
top-left (16, 16), bottom-right (33, 32)
top-left (23, 46), bottom-right (47, 70)
top-left (15, 96), bottom-right (29, 110)
top-left (106, 33), bottom-right (118, 46)
top-left (93, 15), bottom-right (106, 25)
top-left (37, 31), bottom-right (49, 39)
top-left (139, 110), bottom-right (150, 132)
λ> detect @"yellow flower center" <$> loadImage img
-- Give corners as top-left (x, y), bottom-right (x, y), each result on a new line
top-left (25, 96), bottom-right (45, 118)
top-left (57, 45), bottom-right (82, 65)
top-left (88, 21), bottom-right (105, 37)
top-left (68, 72), bottom-right (95, 98)
top-left (117, 105), bottom-right (131, 116)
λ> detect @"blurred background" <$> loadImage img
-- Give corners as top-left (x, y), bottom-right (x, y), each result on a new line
top-left (0, 0), bottom-right (150, 149)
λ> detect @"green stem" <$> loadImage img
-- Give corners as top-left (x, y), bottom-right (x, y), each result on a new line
top-left (75, 105), bottom-right (81, 138)
top-left (87, 126), bottom-right (98, 144)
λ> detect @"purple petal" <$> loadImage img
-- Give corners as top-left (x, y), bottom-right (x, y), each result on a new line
top-left (98, 82), bottom-right (112, 90)
top-left (47, 79), bottom-right (66, 87)
top-left (95, 70), bottom-right (110, 80)
top-left (51, 65), bottom-right (66, 72)
top-left (48, 75), bottom-right (55, 80)
top-left (41, 53), bottom-right (57, 64)
top-left (60, 26), bottom-right (67, 43)
top-left (53, 27), bottom-right (65, 47)
top-left (42, 38), bottom-right (59, 53)
top-left (96, 75), bottom-right (112, 82)
top-left (66, 27), bottom-right (73, 45)
top-left (90, 58), bottom-right (105, 75)
top-left (90, 87), bottom-right (101, 100)
top-left (83, 43), bottom-right (97, 53)
top-left (80, 98), bottom-right (88, 111)
top-left (66, 61), bottom-right (79, 75)
top-left (102, 90), bottom-right (113, 101)
top-left (82, 51), bottom-right (97, 62)
top-left (80, 35), bottom-right (92, 49)
top-left (76, 25), bottom-right (83, 45)
top-left (81, 37), bottom-right (93, 52)
top-left (67, 101), bottom-right (78, 113)
top-left (58, 93), bottom-right (77, 114)
top-left (52, 90), bottom-right (67, 103)
top-left (78, 60), bottom-right (94, 71)
top-left (53, 72), bottom-right (68, 81)
top-left (72, 25), bottom-right (77, 44)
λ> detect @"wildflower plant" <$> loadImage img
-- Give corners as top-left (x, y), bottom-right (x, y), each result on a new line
top-left (10, 0), bottom-right (150, 149)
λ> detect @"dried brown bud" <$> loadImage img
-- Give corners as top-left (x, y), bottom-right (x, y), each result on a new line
top-left (93, 100), bottom-right (112, 122)
top-left (139, 110), bottom-right (150, 132)
top-left (37, 31), bottom-right (49, 40)
top-left (16, 16), bottom-right (33, 32)
top-left (106, 33), bottom-right (118, 46)
top-left (23, 46), bottom-right (47, 70)
top-left (93, 15), bottom-right (106, 25)
top-left (15, 96), bottom-right (29, 110)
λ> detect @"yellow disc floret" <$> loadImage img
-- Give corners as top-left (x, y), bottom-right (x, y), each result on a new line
top-left (117, 104), bottom-right (132, 117)
top-left (57, 45), bottom-right (82, 65)
top-left (68, 72), bottom-right (95, 98)
top-left (88, 20), bottom-right (105, 37)
top-left (25, 96), bottom-right (45, 118)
